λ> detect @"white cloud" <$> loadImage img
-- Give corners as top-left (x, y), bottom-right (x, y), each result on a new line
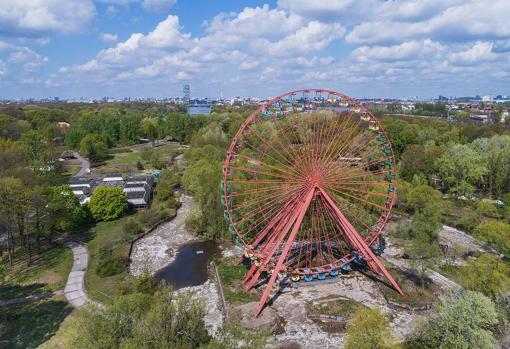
top-left (50, 1), bottom-right (510, 98)
top-left (448, 42), bottom-right (497, 65)
top-left (346, 0), bottom-right (510, 44)
top-left (99, 33), bottom-right (118, 43)
top-left (0, 60), bottom-right (6, 75)
top-left (351, 40), bottom-right (445, 62)
top-left (0, 0), bottom-right (96, 37)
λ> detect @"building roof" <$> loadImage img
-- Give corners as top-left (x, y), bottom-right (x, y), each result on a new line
top-left (69, 176), bottom-right (92, 185)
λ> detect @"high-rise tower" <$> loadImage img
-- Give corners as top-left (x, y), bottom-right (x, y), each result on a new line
top-left (183, 84), bottom-right (190, 106)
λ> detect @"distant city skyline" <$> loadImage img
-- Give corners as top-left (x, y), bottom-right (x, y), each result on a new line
top-left (1, 1), bottom-right (509, 99)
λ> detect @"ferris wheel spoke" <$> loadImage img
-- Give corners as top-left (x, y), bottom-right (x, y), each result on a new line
top-left (326, 186), bottom-right (389, 211)
top-left (326, 169), bottom-right (387, 184)
top-left (229, 165), bottom-right (298, 181)
top-left (237, 152), bottom-right (301, 178)
top-left (327, 183), bottom-right (394, 200)
top-left (335, 156), bottom-right (394, 180)
top-left (323, 118), bottom-right (364, 168)
top-left (323, 193), bottom-right (375, 231)
top-left (242, 137), bottom-right (305, 178)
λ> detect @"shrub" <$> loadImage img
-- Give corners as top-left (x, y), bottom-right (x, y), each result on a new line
top-left (96, 256), bottom-right (126, 277)
top-left (122, 219), bottom-right (143, 239)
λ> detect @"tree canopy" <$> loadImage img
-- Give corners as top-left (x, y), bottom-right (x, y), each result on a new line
top-left (88, 186), bottom-right (128, 221)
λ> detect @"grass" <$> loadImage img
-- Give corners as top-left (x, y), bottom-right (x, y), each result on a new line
top-left (2, 244), bottom-right (73, 298)
top-left (95, 143), bottom-right (182, 176)
top-left (84, 212), bottom-right (141, 304)
top-left (215, 257), bottom-right (256, 304)
top-left (0, 296), bottom-right (73, 349)
top-left (378, 266), bottom-right (436, 307)
top-left (308, 297), bottom-right (364, 318)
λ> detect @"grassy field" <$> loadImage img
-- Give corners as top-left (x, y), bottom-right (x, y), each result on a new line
top-left (2, 245), bottom-right (73, 299)
top-left (95, 142), bottom-right (184, 175)
top-left (84, 212), bottom-right (142, 304)
top-left (215, 257), bottom-right (257, 304)
top-left (0, 296), bottom-right (73, 349)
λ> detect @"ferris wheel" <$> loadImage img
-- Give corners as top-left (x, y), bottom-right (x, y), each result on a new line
top-left (221, 89), bottom-right (403, 316)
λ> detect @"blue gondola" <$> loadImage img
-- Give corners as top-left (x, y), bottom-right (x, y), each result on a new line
top-left (340, 258), bottom-right (352, 272)
top-left (223, 211), bottom-right (229, 221)
top-left (329, 264), bottom-right (339, 277)
top-left (317, 267), bottom-right (326, 280)
top-left (304, 268), bottom-right (313, 282)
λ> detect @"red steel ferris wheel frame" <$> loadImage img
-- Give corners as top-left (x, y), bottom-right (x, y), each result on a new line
top-left (222, 89), bottom-right (403, 317)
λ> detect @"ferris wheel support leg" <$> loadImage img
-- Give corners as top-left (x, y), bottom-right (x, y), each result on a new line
top-left (255, 189), bottom-right (315, 317)
top-left (319, 188), bottom-right (404, 296)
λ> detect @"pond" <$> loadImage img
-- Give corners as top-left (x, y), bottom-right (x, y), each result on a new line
top-left (154, 240), bottom-right (222, 289)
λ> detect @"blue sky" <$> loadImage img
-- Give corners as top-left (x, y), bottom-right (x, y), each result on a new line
top-left (0, 0), bottom-right (509, 99)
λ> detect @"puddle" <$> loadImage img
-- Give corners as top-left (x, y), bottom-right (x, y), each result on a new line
top-left (154, 240), bottom-right (222, 289)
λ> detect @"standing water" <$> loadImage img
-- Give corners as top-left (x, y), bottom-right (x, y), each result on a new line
top-left (154, 240), bottom-right (221, 289)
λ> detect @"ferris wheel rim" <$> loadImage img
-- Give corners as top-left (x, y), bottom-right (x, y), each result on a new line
top-left (222, 89), bottom-right (398, 271)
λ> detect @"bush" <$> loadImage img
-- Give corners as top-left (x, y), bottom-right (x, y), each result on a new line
top-left (96, 256), bottom-right (126, 277)
top-left (474, 220), bottom-right (510, 256)
top-left (405, 290), bottom-right (499, 349)
top-left (122, 219), bottom-right (143, 239)
top-left (344, 307), bottom-right (398, 349)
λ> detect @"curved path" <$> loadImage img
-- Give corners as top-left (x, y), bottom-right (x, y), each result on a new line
top-left (64, 241), bottom-right (93, 308)
top-left (72, 151), bottom-right (90, 177)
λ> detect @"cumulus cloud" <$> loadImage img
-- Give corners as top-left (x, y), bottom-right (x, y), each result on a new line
top-left (0, 41), bottom-right (48, 72)
top-left (351, 40), bottom-right (445, 62)
top-left (346, 0), bottom-right (510, 44)
top-left (448, 42), bottom-right (498, 65)
top-left (17, 0), bottom-right (509, 98)
top-left (99, 33), bottom-right (118, 43)
top-left (0, 0), bottom-right (96, 38)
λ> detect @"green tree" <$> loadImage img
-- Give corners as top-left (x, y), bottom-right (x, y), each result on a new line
top-left (436, 144), bottom-right (487, 196)
top-left (463, 253), bottom-right (510, 298)
top-left (474, 220), bottom-right (510, 255)
top-left (88, 186), bottom-right (127, 221)
top-left (73, 285), bottom-right (210, 349)
top-left (405, 235), bottom-right (440, 288)
top-left (44, 185), bottom-right (89, 243)
top-left (344, 307), bottom-right (399, 349)
top-left (405, 290), bottom-right (499, 349)
top-left (79, 134), bottom-right (108, 163)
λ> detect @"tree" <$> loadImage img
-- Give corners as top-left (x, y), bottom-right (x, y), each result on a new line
top-left (79, 134), bottom-right (108, 163)
top-left (405, 290), bottom-right (499, 349)
top-left (20, 129), bottom-right (52, 173)
top-left (436, 144), bottom-right (487, 197)
top-left (88, 186), bottom-right (127, 221)
top-left (344, 307), bottom-right (399, 349)
top-left (45, 185), bottom-right (89, 236)
top-left (474, 220), bottom-right (510, 255)
top-left (405, 184), bottom-right (443, 242)
top-left (0, 177), bottom-right (31, 265)
top-left (73, 285), bottom-right (210, 349)
top-left (463, 253), bottom-right (510, 298)
top-left (472, 135), bottom-right (510, 196)
top-left (405, 235), bottom-right (440, 288)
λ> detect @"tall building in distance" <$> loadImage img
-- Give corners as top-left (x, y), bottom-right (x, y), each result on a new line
top-left (183, 84), bottom-right (190, 106)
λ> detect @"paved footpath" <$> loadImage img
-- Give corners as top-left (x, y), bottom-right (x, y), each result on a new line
top-left (64, 240), bottom-right (92, 308)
